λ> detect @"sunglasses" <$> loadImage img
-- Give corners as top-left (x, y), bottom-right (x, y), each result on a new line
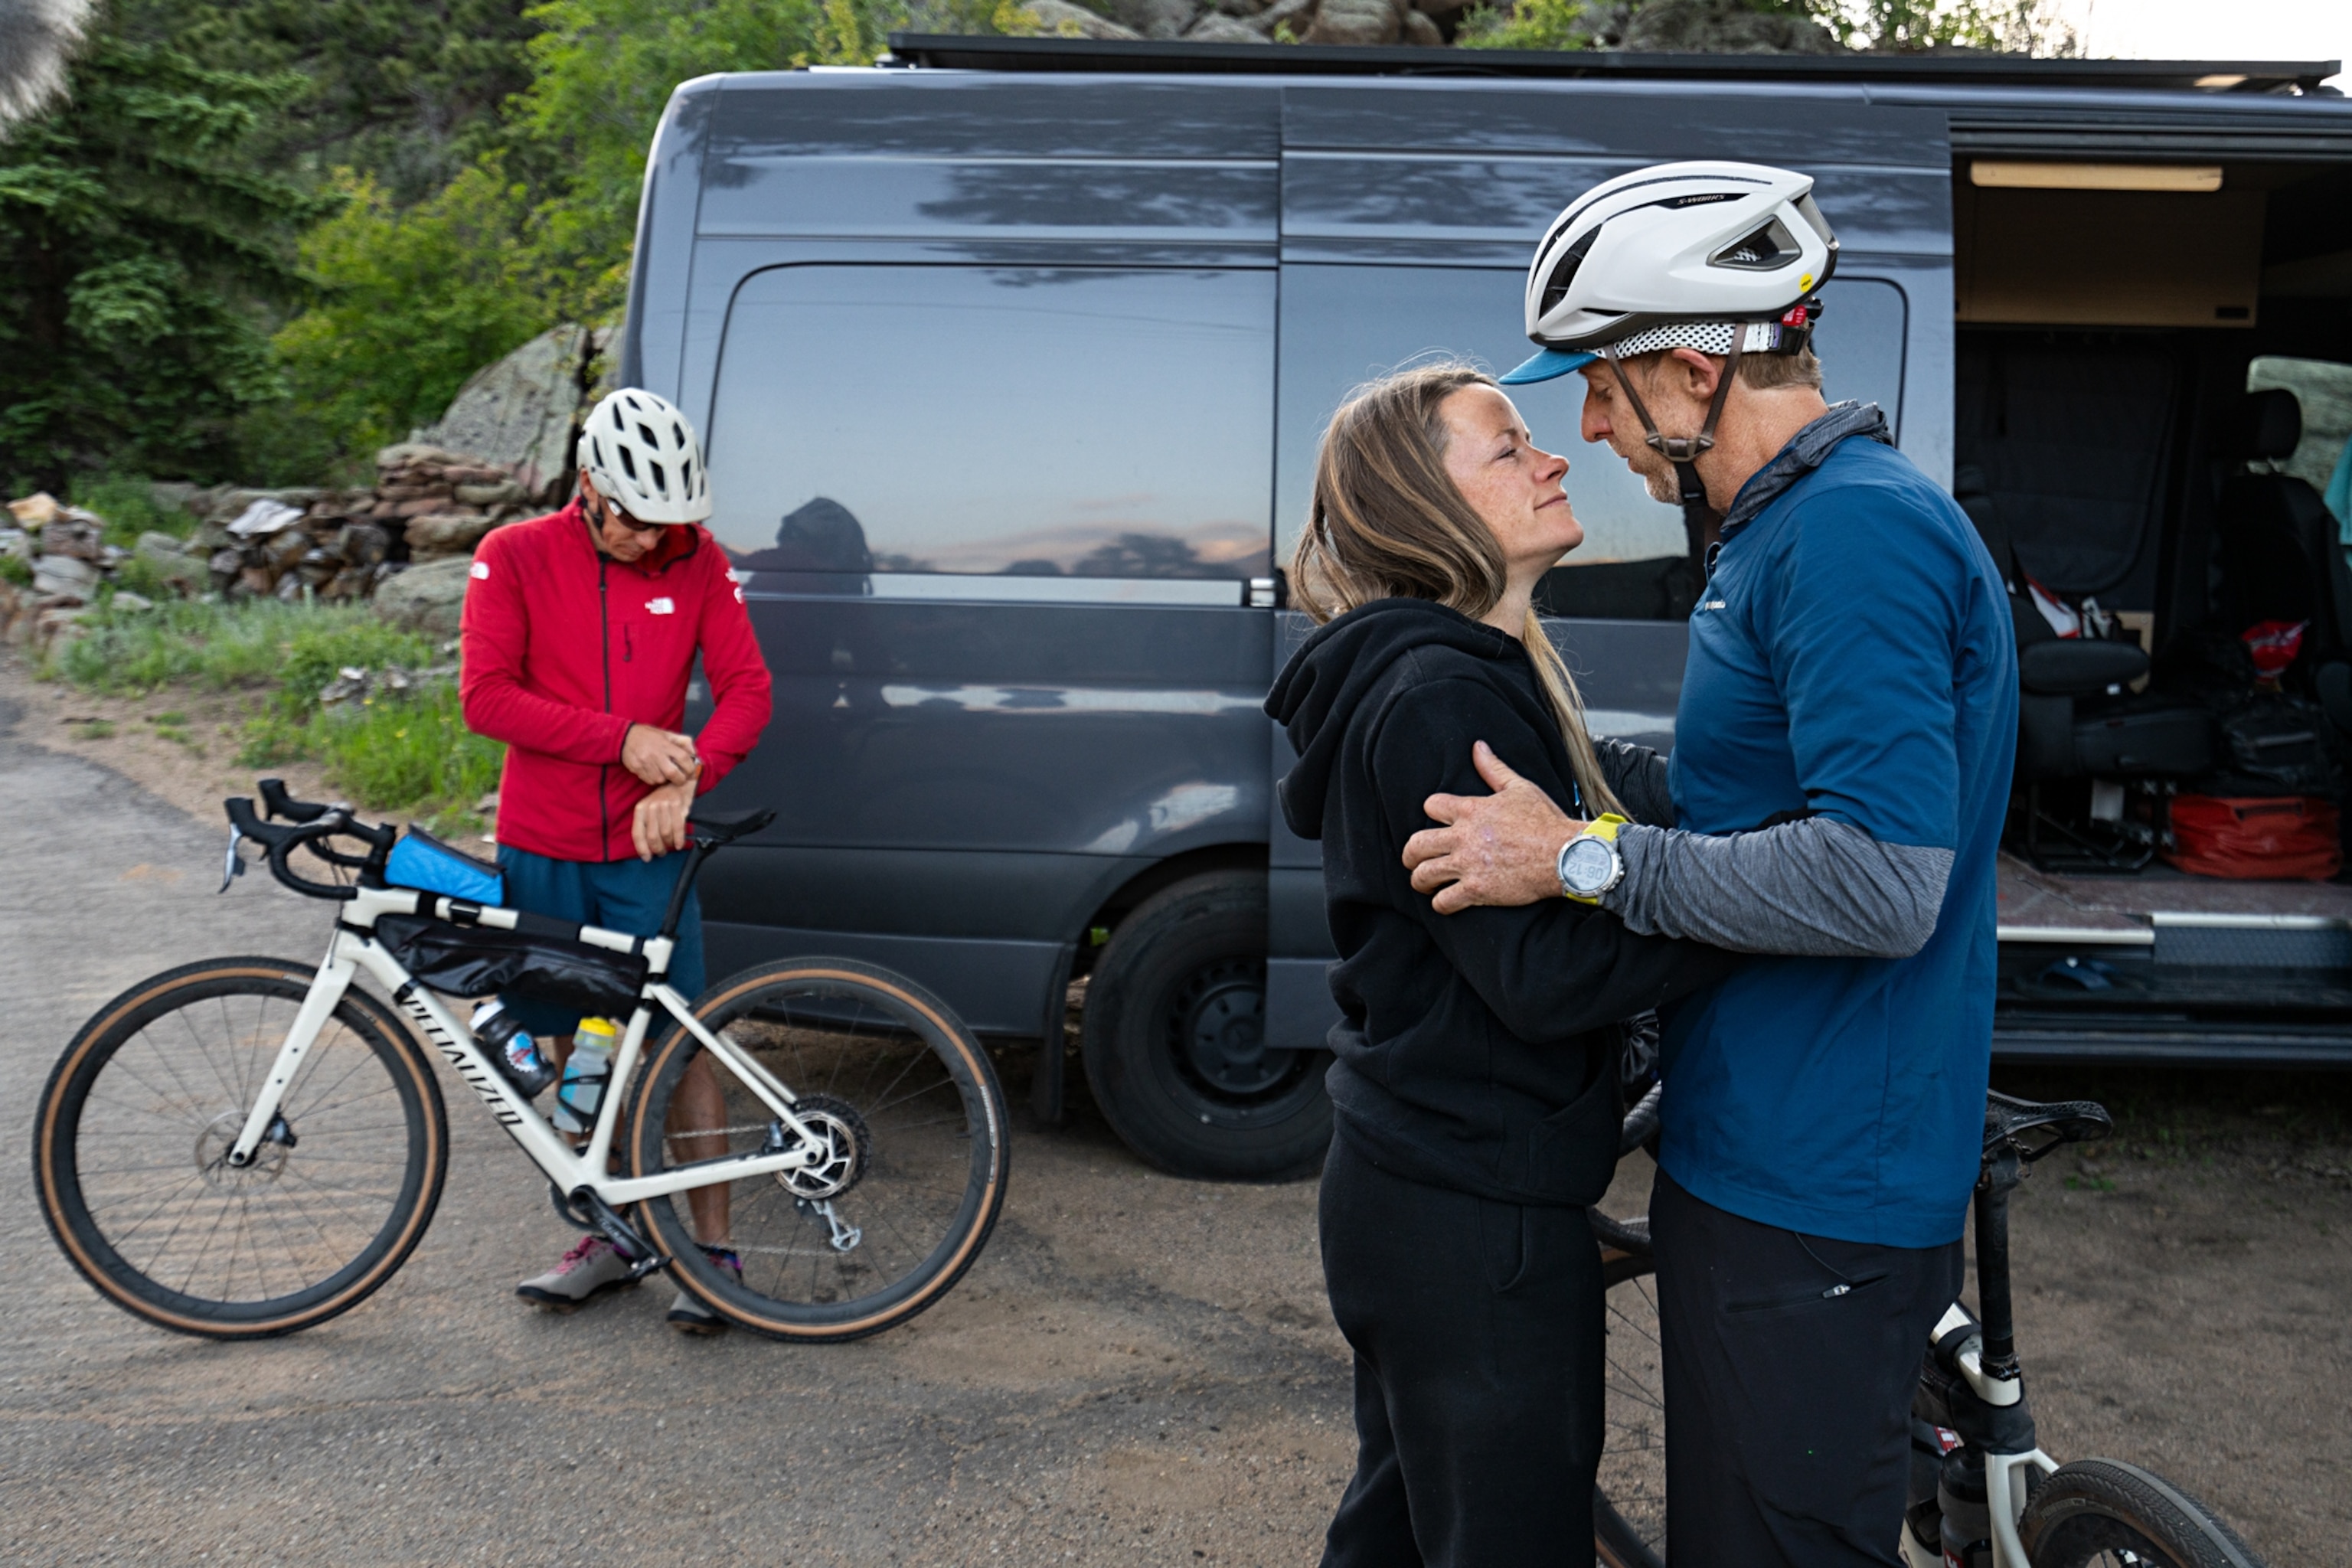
top-left (591, 492), bottom-right (663, 538)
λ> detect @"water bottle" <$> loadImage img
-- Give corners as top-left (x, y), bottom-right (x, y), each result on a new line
top-left (1937, 1448), bottom-right (1993, 1568)
top-left (554, 1017), bottom-right (619, 1135)
top-left (471, 1001), bottom-right (556, 1099)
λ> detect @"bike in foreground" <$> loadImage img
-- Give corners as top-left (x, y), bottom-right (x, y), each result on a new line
top-left (1589, 1085), bottom-right (2269, 1568)
top-left (35, 781), bottom-right (1008, 1342)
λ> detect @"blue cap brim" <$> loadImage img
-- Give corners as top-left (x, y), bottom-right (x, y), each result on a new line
top-left (1498, 348), bottom-right (1599, 385)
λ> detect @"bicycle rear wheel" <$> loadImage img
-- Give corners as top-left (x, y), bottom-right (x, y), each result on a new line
top-left (1595, 1213), bottom-right (1668, 1568)
top-left (34, 958), bottom-right (446, 1338)
top-left (2020, 1458), bottom-right (2270, 1568)
top-left (627, 957), bottom-right (1008, 1342)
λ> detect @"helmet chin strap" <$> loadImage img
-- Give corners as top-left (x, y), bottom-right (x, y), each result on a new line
top-left (1602, 340), bottom-right (1744, 574)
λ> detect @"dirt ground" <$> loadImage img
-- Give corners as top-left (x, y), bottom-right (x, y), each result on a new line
top-left (2, 650), bottom-right (2349, 1565)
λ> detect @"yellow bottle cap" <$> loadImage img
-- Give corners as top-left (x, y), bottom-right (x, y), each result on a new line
top-left (573, 1017), bottom-right (619, 1043)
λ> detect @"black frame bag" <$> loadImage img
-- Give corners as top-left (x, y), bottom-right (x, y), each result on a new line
top-left (374, 913), bottom-right (649, 1019)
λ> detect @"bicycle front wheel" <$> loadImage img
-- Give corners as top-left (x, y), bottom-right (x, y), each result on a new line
top-left (1594, 1212), bottom-right (1668, 1568)
top-left (34, 958), bottom-right (447, 1339)
top-left (628, 957), bottom-right (1008, 1342)
top-left (2020, 1458), bottom-right (2270, 1568)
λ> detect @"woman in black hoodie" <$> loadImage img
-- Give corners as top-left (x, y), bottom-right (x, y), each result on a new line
top-left (1266, 364), bottom-right (1739, 1566)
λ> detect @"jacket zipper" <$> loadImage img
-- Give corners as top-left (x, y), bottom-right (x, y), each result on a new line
top-left (599, 557), bottom-right (612, 862)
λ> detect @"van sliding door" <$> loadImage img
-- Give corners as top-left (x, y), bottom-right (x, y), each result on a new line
top-left (1266, 83), bottom-right (1955, 1055)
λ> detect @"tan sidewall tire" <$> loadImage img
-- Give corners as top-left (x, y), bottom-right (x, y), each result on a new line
top-left (34, 958), bottom-right (447, 1340)
top-left (627, 958), bottom-right (1007, 1342)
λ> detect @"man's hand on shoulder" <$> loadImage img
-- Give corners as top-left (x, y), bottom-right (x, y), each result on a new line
top-left (1403, 741), bottom-right (1585, 913)
top-left (633, 779), bottom-right (696, 861)
top-left (622, 723), bottom-right (702, 787)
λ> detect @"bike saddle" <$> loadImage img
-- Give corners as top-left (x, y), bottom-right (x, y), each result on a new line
top-left (688, 808), bottom-right (777, 846)
top-left (1983, 1089), bottom-right (2114, 1162)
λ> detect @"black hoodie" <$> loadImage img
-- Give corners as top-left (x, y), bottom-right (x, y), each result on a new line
top-left (1266, 598), bottom-right (1740, 1207)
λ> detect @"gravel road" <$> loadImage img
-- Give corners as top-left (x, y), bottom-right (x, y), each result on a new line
top-left (2, 680), bottom-right (2346, 1566)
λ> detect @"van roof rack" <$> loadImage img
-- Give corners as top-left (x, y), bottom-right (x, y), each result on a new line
top-left (882, 34), bottom-right (2341, 95)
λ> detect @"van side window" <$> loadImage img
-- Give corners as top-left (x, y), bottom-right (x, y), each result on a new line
top-left (706, 266), bottom-right (1275, 580)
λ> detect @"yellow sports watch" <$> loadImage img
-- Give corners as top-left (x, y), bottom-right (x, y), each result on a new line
top-left (1556, 812), bottom-right (1630, 904)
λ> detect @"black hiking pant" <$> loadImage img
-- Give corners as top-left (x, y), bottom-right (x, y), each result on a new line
top-left (1650, 1168), bottom-right (1963, 1568)
top-left (1318, 1135), bottom-right (1604, 1568)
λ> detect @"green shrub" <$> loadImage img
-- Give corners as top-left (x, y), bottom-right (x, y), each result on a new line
top-left (274, 618), bottom-right (445, 712)
top-left (260, 165), bottom-right (550, 475)
top-left (0, 557), bottom-right (31, 589)
top-left (1456, 0), bottom-right (1592, 47)
top-left (74, 475), bottom-right (193, 545)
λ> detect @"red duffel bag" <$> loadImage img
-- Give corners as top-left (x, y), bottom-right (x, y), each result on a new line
top-left (2164, 795), bottom-right (2342, 880)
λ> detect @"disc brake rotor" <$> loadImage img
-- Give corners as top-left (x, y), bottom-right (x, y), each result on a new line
top-left (772, 1093), bottom-right (871, 1201)
top-left (195, 1110), bottom-right (290, 1188)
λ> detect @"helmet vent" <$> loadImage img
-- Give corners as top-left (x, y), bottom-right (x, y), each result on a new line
top-left (617, 445), bottom-right (639, 482)
top-left (1713, 218), bottom-right (1800, 271)
top-left (1540, 228), bottom-right (1600, 319)
top-left (649, 459), bottom-right (668, 494)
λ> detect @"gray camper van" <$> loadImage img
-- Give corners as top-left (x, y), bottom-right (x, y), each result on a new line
top-left (633, 41), bottom-right (2352, 1178)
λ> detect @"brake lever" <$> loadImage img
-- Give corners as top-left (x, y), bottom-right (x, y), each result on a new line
top-left (220, 826), bottom-right (248, 894)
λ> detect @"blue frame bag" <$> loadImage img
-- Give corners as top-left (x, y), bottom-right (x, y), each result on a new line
top-left (385, 827), bottom-right (506, 906)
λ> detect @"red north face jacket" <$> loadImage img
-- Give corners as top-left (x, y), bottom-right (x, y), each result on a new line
top-left (459, 500), bottom-right (773, 864)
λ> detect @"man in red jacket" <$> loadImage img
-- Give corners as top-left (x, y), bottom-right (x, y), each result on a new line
top-left (460, 387), bottom-right (773, 1334)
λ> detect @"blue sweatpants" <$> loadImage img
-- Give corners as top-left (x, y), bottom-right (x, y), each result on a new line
top-left (495, 844), bottom-right (707, 1039)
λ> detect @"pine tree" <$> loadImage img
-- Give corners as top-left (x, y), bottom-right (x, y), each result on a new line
top-left (0, 29), bottom-right (336, 491)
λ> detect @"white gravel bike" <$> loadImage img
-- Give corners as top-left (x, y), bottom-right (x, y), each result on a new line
top-left (1589, 1086), bottom-right (2270, 1568)
top-left (35, 781), bottom-right (1008, 1342)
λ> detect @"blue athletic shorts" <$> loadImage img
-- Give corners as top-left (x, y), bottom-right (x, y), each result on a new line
top-left (494, 844), bottom-right (707, 1040)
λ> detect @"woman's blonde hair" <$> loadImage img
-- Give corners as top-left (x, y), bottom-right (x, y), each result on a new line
top-left (1289, 361), bottom-right (1623, 819)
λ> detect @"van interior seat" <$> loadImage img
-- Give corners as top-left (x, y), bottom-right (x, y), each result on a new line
top-left (2213, 388), bottom-right (2352, 727)
top-left (1953, 465), bottom-right (2213, 785)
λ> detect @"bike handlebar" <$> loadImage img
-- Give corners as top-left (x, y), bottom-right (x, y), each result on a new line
top-left (225, 788), bottom-right (397, 901)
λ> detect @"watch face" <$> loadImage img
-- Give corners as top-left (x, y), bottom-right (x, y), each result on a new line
top-left (1563, 835), bottom-right (1615, 895)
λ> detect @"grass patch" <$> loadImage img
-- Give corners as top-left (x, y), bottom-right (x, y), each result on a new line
top-left (70, 720), bottom-right (116, 740)
top-left (311, 683), bottom-right (502, 818)
top-left (49, 593), bottom-right (498, 825)
top-left (47, 596), bottom-right (443, 701)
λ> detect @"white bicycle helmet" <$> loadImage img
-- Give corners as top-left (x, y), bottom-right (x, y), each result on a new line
top-left (576, 388), bottom-right (712, 524)
top-left (1501, 160), bottom-right (1838, 386)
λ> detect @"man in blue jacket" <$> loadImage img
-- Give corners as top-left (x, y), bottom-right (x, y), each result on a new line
top-left (1402, 162), bottom-right (2017, 1565)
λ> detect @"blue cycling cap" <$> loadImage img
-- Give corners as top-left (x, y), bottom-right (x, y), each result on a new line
top-left (1499, 347), bottom-right (1600, 385)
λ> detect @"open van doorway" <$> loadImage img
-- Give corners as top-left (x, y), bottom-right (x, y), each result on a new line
top-left (1949, 155), bottom-right (2352, 1062)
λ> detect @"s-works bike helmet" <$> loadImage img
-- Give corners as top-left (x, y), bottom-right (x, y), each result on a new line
top-left (1500, 162), bottom-right (1838, 541)
top-left (577, 387), bottom-right (712, 524)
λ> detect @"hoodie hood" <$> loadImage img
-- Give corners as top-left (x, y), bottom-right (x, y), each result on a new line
top-left (1266, 597), bottom-right (1519, 841)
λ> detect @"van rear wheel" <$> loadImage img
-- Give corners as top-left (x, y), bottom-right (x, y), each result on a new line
top-left (1080, 872), bottom-right (1331, 1180)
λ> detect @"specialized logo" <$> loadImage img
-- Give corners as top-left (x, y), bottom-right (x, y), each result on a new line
top-left (399, 992), bottom-right (524, 1127)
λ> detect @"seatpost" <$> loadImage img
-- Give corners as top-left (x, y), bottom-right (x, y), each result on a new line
top-left (1973, 1146), bottom-right (2024, 1382)
top-left (658, 840), bottom-right (721, 940)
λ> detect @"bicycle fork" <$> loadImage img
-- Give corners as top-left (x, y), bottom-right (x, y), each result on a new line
top-left (1902, 1148), bottom-right (2058, 1568)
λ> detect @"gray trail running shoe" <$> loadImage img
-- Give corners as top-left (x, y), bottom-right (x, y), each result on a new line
top-left (515, 1236), bottom-right (636, 1312)
top-left (666, 1246), bottom-right (743, 1336)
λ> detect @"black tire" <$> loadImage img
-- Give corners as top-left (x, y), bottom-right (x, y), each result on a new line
top-left (628, 957), bottom-right (1008, 1343)
top-left (34, 958), bottom-right (447, 1340)
top-left (2020, 1458), bottom-right (2269, 1568)
top-left (1594, 1213), bottom-right (1667, 1568)
top-left (1080, 872), bottom-right (1331, 1179)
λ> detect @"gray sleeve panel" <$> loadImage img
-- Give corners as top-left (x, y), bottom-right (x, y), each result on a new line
top-left (1602, 818), bottom-right (1955, 959)
top-left (1594, 740), bottom-right (1676, 828)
